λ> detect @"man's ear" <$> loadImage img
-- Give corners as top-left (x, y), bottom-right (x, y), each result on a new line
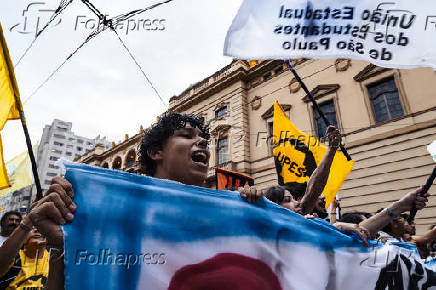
top-left (147, 148), bottom-right (163, 162)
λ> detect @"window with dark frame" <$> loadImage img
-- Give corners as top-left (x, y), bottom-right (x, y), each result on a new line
top-left (314, 100), bottom-right (338, 139)
top-left (216, 137), bottom-right (229, 166)
top-left (274, 66), bottom-right (284, 75)
top-left (263, 72), bottom-right (272, 81)
top-left (215, 106), bottom-right (227, 118)
top-left (367, 77), bottom-right (404, 123)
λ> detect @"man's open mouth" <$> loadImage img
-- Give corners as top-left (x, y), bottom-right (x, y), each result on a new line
top-left (191, 151), bottom-right (209, 165)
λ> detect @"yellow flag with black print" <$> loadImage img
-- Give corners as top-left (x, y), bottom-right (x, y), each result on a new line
top-left (272, 101), bottom-right (353, 208)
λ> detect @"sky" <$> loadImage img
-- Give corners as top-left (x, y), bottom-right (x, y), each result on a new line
top-left (1, 0), bottom-right (243, 161)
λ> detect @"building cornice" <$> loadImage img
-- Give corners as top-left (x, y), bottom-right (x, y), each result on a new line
top-left (353, 64), bottom-right (391, 82)
top-left (169, 60), bottom-right (306, 112)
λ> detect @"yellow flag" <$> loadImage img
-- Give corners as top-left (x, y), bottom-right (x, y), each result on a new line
top-left (0, 147), bottom-right (34, 196)
top-left (249, 60), bottom-right (258, 68)
top-left (0, 22), bottom-right (23, 188)
top-left (272, 101), bottom-right (353, 208)
top-left (0, 23), bottom-right (21, 130)
top-left (0, 136), bottom-right (9, 189)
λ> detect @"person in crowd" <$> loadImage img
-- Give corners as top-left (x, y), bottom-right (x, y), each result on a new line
top-left (374, 208), bottom-right (408, 242)
top-left (413, 225), bottom-right (436, 258)
top-left (26, 113), bottom-right (211, 289)
top-left (22, 113), bottom-right (433, 288)
top-left (358, 187), bottom-right (429, 242)
top-left (399, 213), bottom-right (416, 242)
top-left (0, 211), bottom-right (22, 246)
top-left (339, 212), bottom-right (372, 225)
top-left (262, 185), bottom-right (372, 246)
top-left (0, 224), bottom-right (49, 289)
top-left (240, 125), bottom-right (342, 216)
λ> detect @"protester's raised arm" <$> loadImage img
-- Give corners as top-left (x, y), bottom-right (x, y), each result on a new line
top-left (300, 126), bottom-right (340, 215)
top-left (29, 176), bottom-right (76, 290)
top-left (413, 226), bottom-right (436, 257)
top-left (330, 199), bottom-right (339, 225)
top-left (359, 186), bottom-right (429, 238)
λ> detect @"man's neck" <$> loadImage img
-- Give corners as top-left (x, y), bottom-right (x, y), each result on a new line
top-left (153, 169), bottom-right (203, 187)
top-left (24, 247), bottom-right (45, 259)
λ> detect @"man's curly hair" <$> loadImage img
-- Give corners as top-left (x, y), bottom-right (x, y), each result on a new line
top-left (138, 113), bottom-right (210, 176)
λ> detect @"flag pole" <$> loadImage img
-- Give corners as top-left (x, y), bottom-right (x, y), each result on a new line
top-left (286, 60), bottom-right (352, 161)
top-left (407, 165), bottom-right (436, 223)
top-left (13, 96), bottom-right (43, 202)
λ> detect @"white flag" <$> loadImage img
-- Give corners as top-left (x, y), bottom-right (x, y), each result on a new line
top-left (224, 0), bottom-right (436, 70)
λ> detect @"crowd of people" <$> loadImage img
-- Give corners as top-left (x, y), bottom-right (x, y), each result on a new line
top-left (0, 113), bottom-right (434, 289)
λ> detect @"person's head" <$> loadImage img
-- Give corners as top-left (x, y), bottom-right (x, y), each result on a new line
top-left (23, 227), bottom-right (47, 251)
top-left (377, 208), bottom-right (407, 238)
top-left (139, 113), bottom-right (210, 186)
top-left (400, 213), bottom-right (416, 236)
top-left (339, 212), bottom-right (372, 224)
top-left (264, 186), bottom-right (302, 214)
top-left (0, 211), bottom-right (22, 237)
top-left (313, 196), bottom-right (328, 219)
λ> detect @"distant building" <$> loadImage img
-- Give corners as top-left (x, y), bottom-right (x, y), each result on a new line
top-left (77, 59), bottom-right (436, 234)
top-left (75, 128), bottom-right (143, 173)
top-left (0, 186), bottom-right (32, 215)
top-left (0, 148), bottom-right (35, 215)
top-left (37, 119), bottom-right (112, 191)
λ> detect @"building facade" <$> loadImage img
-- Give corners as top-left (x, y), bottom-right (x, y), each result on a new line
top-left (37, 119), bottom-right (112, 191)
top-left (79, 59), bottom-right (436, 234)
top-left (0, 186), bottom-right (32, 215)
top-left (75, 127), bottom-right (143, 173)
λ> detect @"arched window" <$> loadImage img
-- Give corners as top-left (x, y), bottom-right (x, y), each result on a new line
top-left (112, 156), bottom-right (122, 170)
top-left (102, 162), bottom-right (109, 168)
top-left (125, 150), bottom-right (136, 168)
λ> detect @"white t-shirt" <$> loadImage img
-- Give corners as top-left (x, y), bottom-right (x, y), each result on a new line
top-left (378, 231), bottom-right (404, 243)
top-left (0, 235), bottom-right (7, 246)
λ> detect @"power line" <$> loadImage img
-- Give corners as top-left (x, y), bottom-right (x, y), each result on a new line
top-left (112, 0), bottom-right (174, 23)
top-left (80, 0), bottom-right (104, 20)
top-left (14, 0), bottom-right (73, 67)
top-left (23, 30), bottom-right (101, 104)
top-left (112, 29), bottom-right (166, 106)
top-left (23, 0), bottom-right (175, 104)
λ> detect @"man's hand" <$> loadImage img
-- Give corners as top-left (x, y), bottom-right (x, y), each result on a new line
top-left (28, 177), bottom-right (76, 248)
top-left (395, 186), bottom-right (429, 213)
top-left (238, 185), bottom-right (263, 203)
top-left (335, 222), bottom-right (370, 247)
top-left (325, 126), bottom-right (341, 149)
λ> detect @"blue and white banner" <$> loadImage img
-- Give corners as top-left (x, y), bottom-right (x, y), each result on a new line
top-left (224, 0), bottom-right (436, 70)
top-left (63, 162), bottom-right (436, 289)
